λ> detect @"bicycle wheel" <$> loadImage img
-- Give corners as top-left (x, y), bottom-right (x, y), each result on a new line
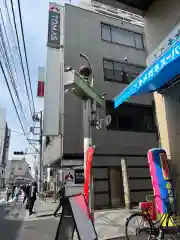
top-left (125, 212), bottom-right (153, 240)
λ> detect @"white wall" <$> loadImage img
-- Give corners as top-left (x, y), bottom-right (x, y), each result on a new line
top-left (10, 159), bottom-right (30, 178)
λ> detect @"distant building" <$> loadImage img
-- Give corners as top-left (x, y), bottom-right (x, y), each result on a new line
top-left (0, 108), bottom-right (10, 188)
top-left (8, 158), bottom-right (32, 185)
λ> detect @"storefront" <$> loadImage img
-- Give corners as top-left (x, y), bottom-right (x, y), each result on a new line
top-left (114, 38), bottom-right (180, 208)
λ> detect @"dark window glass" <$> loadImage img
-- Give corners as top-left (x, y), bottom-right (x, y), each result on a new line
top-left (103, 59), bottom-right (144, 84)
top-left (106, 101), bottom-right (155, 133)
top-left (134, 33), bottom-right (144, 49)
top-left (101, 23), bottom-right (111, 41)
top-left (104, 60), bottom-right (114, 80)
top-left (101, 23), bottom-right (144, 50)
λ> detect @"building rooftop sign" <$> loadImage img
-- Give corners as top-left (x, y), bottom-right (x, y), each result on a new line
top-left (114, 39), bottom-right (180, 108)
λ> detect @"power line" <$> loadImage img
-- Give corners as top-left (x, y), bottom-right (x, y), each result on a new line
top-left (0, 8), bottom-right (25, 106)
top-left (3, 0), bottom-right (21, 64)
top-left (16, 0), bottom-right (35, 114)
top-left (0, 17), bottom-right (26, 121)
top-left (10, 0), bottom-right (34, 119)
top-left (0, 58), bottom-right (38, 152)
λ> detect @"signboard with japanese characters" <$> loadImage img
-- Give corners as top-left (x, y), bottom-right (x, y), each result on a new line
top-left (75, 169), bottom-right (84, 184)
top-left (47, 3), bottom-right (61, 49)
top-left (147, 22), bottom-right (180, 65)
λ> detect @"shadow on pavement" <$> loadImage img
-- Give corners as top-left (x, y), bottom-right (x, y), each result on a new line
top-left (18, 218), bottom-right (59, 240)
top-left (0, 203), bottom-right (23, 240)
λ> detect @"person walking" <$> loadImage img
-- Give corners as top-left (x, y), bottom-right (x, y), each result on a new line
top-left (6, 185), bottom-right (12, 203)
top-left (52, 182), bottom-right (66, 217)
top-left (28, 181), bottom-right (37, 216)
top-left (22, 184), bottom-right (28, 204)
top-left (11, 185), bottom-right (16, 199)
top-left (14, 185), bottom-right (21, 201)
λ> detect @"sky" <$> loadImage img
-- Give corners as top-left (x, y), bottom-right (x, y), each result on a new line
top-left (0, 0), bottom-right (80, 172)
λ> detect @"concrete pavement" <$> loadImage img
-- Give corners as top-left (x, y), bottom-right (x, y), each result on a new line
top-left (0, 200), bottom-right (25, 240)
top-left (0, 197), bottom-right (177, 240)
top-left (19, 198), bottom-right (139, 240)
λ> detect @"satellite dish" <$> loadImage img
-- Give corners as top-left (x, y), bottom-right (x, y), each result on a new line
top-left (105, 115), bottom-right (111, 126)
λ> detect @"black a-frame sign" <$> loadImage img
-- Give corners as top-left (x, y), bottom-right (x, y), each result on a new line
top-left (55, 194), bottom-right (98, 240)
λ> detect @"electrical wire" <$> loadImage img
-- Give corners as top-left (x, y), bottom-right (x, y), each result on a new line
top-left (16, 0), bottom-right (35, 114)
top-left (0, 57), bottom-right (39, 152)
top-left (2, 2), bottom-right (35, 128)
top-left (0, 8), bottom-right (25, 106)
top-left (9, 0), bottom-right (34, 119)
top-left (3, 0), bottom-right (21, 64)
top-left (1, 0), bottom-right (39, 152)
top-left (0, 20), bottom-right (26, 121)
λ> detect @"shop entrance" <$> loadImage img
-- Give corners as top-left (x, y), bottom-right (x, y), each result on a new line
top-left (109, 167), bottom-right (124, 208)
top-left (93, 166), bottom-right (124, 209)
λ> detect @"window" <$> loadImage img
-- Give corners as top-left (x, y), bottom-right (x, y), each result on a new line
top-left (106, 101), bottom-right (156, 133)
top-left (101, 23), bottom-right (144, 50)
top-left (103, 59), bottom-right (144, 84)
top-left (101, 23), bottom-right (111, 42)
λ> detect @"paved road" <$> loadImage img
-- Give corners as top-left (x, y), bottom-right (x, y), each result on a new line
top-left (0, 201), bottom-right (25, 240)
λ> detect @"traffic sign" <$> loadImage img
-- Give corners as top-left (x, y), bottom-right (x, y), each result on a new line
top-left (64, 169), bottom-right (75, 185)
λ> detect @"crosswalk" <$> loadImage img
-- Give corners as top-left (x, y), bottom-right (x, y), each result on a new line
top-left (0, 191), bottom-right (24, 205)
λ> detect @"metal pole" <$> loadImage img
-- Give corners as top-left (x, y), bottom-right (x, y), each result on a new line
top-left (83, 99), bottom-right (92, 212)
top-left (39, 110), bottom-right (43, 192)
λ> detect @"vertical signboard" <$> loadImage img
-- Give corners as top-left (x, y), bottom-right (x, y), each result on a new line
top-left (47, 3), bottom-right (61, 49)
top-left (37, 67), bottom-right (45, 97)
top-left (43, 3), bottom-right (63, 136)
top-left (84, 147), bottom-right (95, 205)
top-left (147, 148), bottom-right (176, 226)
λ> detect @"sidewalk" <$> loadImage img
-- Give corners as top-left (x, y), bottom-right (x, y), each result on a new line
top-left (21, 198), bottom-right (139, 240)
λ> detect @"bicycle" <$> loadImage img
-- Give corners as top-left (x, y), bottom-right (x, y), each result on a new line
top-left (125, 195), bottom-right (180, 240)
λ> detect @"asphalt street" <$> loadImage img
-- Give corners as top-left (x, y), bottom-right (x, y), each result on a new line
top-left (0, 200), bottom-right (25, 240)
top-left (0, 192), bottom-right (177, 240)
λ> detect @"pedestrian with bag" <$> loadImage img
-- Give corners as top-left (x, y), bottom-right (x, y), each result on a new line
top-left (28, 181), bottom-right (37, 216)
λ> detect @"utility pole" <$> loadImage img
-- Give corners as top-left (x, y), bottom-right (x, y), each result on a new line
top-left (83, 99), bottom-right (93, 213)
top-left (39, 110), bottom-right (43, 193)
top-left (32, 111), bottom-right (43, 192)
top-left (64, 54), bottom-right (104, 217)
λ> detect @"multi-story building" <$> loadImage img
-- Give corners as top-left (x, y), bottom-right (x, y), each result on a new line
top-left (8, 158), bottom-right (32, 185)
top-left (97, 0), bottom-right (180, 209)
top-left (0, 108), bottom-right (10, 188)
top-left (43, 3), bottom-right (158, 209)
